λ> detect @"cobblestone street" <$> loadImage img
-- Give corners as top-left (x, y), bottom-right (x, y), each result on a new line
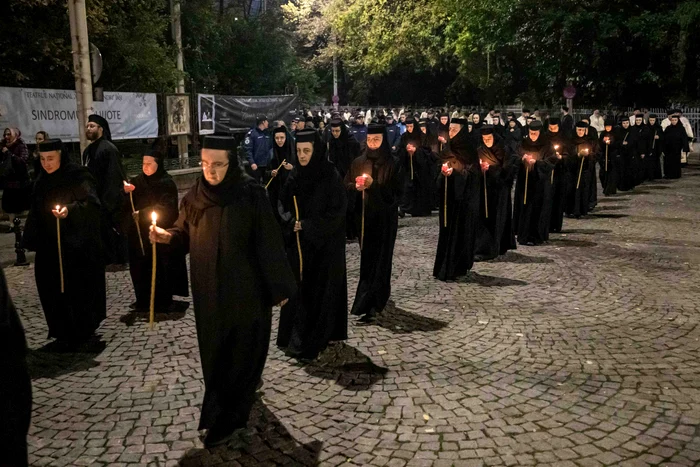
top-left (9, 161), bottom-right (700, 467)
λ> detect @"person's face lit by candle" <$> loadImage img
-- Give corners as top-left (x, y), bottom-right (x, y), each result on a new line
top-left (576, 127), bottom-right (586, 138)
top-left (331, 126), bottom-right (342, 139)
top-left (482, 133), bottom-right (494, 148)
top-left (548, 124), bottom-right (559, 133)
top-left (448, 123), bottom-right (462, 139)
top-left (40, 150), bottom-right (61, 174)
top-left (406, 123), bottom-right (414, 133)
top-left (367, 134), bottom-right (383, 150)
top-left (296, 142), bottom-right (313, 167)
top-left (529, 129), bottom-right (541, 142)
top-left (142, 155), bottom-right (158, 176)
top-left (274, 132), bottom-right (286, 147)
top-left (440, 116), bottom-right (449, 126)
top-left (605, 125), bottom-right (612, 133)
top-left (420, 125), bottom-right (427, 134)
top-left (201, 148), bottom-right (230, 186)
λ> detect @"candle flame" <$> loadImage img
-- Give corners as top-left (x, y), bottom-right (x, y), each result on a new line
top-left (55, 205), bottom-right (60, 211)
top-left (362, 173), bottom-right (369, 178)
top-left (151, 211), bottom-right (157, 224)
top-left (123, 180), bottom-right (128, 186)
top-left (554, 145), bottom-right (559, 150)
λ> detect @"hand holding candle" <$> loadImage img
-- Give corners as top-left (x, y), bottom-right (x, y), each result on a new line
top-left (441, 162), bottom-right (453, 177)
top-left (123, 180), bottom-right (136, 193)
top-left (355, 173), bottom-right (371, 191)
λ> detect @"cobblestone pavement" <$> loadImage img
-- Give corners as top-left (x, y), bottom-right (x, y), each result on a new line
top-left (8, 161), bottom-right (700, 467)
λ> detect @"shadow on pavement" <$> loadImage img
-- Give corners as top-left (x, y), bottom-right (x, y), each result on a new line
top-left (595, 205), bottom-right (628, 211)
top-left (488, 251), bottom-right (554, 264)
top-left (302, 342), bottom-right (388, 391)
top-left (119, 300), bottom-right (190, 326)
top-left (559, 228), bottom-right (612, 235)
top-left (588, 212), bottom-right (629, 219)
top-left (361, 300), bottom-right (449, 334)
top-left (27, 337), bottom-right (106, 379)
top-left (459, 271), bottom-right (528, 287)
top-left (548, 238), bottom-right (597, 248)
top-left (597, 197), bottom-right (629, 202)
top-left (179, 398), bottom-right (322, 466)
top-left (644, 185), bottom-right (672, 190)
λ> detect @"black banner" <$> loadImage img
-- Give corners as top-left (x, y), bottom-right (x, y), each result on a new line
top-left (200, 94), bottom-right (299, 134)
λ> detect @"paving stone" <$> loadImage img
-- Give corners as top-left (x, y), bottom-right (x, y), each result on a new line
top-left (15, 162), bottom-right (700, 465)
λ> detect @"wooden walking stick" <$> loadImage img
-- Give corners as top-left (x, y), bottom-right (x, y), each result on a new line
top-left (482, 165), bottom-right (489, 219)
top-left (605, 139), bottom-right (609, 172)
top-left (576, 149), bottom-right (589, 190)
top-left (124, 181), bottom-right (145, 256)
top-left (409, 152), bottom-right (414, 180)
top-left (55, 206), bottom-right (64, 294)
top-left (264, 159), bottom-right (286, 189)
top-left (293, 196), bottom-right (303, 281)
top-left (442, 163), bottom-right (449, 227)
top-left (360, 174), bottom-right (368, 250)
top-left (149, 212), bottom-right (157, 330)
top-left (652, 130), bottom-right (657, 150)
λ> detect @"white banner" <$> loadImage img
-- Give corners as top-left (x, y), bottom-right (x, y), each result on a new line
top-left (0, 87), bottom-right (158, 144)
top-left (198, 94), bottom-right (215, 135)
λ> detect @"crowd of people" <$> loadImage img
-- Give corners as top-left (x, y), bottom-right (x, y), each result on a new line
top-left (0, 103), bottom-right (696, 461)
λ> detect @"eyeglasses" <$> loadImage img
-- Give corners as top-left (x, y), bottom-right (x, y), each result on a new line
top-left (199, 161), bottom-right (230, 170)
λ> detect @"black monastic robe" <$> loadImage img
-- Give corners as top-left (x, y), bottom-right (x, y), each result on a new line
top-left (277, 151), bottom-right (348, 360)
top-left (513, 136), bottom-right (557, 245)
top-left (547, 131), bottom-right (570, 233)
top-left (399, 128), bottom-right (435, 216)
top-left (0, 267), bottom-right (31, 467)
top-left (663, 123), bottom-right (690, 179)
top-left (598, 130), bottom-right (620, 195)
top-left (475, 140), bottom-right (517, 260)
top-left (644, 123), bottom-right (663, 180)
top-left (126, 167), bottom-right (188, 310)
top-left (82, 137), bottom-right (128, 265)
top-left (167, 168), bottom-right (296, 431)
top-left (345, 145), bottom-right (402, 319)
top-left (24, 161), bottom-right (106, 342)
top-left (565, 138), bottom-right (594, 218)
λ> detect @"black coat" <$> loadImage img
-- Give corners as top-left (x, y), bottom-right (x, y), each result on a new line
top-left (168, 169), bottom-right (296, 431)
top-left (399, 128), bottom-right (435, 216)
top-left (663, 123), bottom-right (690, 179)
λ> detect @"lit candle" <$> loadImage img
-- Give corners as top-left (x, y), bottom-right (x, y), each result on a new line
top-left (293, 196), bottom-right (303, 281)
top-left (604, 138), bottom-right (610, 171)
top-left (577, 150), bottom-right (586, 189)
top-left (481, 160), bottom-right (488, 219)
top-left (125, 181), bottom-right (145, 256)
top-left (361, 174), bottom-right (368, 250)
top-left (149, 211), bottom-right (157, 329)
top-left (55, 205), bottom-right (64, 293)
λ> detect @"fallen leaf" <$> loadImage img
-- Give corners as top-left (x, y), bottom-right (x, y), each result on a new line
top-left (423, 414), bottom-right (430, 421)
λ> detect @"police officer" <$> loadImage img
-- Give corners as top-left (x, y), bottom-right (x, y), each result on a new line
top-left (350, 113), bottom-right (368, 151)
top-left (385, 113), bottom-right (401, 153)
top-left (244, 115), bottom-right (272, 182)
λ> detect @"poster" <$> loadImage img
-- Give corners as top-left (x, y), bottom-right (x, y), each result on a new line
top-left (197, 94), bottom-right (298, 133)
top-left (165, 94), bottom-right (191, 136)
top-left (0, 87), bottom-right (158, 144)
top-left (198, 94), bottom-right (215, 135)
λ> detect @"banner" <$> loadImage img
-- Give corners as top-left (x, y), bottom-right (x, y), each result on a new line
top-left (199, 94), bottom-right (298, 133)
top-left (0, 87), bottom-right (158, 144)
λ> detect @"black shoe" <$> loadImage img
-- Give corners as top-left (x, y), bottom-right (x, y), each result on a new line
top-left (358, 313), bottom-right (377, 323)
top-left (398, 208), bottom-right (406, 219)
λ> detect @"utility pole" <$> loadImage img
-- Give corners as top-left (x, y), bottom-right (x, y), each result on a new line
top-left (67, 0), bottom-right (93, 153)
top-left (170, 0), bottom-right (188, 165)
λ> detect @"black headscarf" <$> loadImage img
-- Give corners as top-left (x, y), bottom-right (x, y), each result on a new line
top-left (401, 118), bottom-right (424, 148)
top-left (294, 129), bottom-right (333, 198)
top-left (34, 140), bottom-right (94, 206)
top-left (440, 125), bottom-right (478, 169)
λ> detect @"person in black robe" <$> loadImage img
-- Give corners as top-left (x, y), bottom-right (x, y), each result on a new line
top-left (546, 117), bottom-right (570, 233)
top-left (266, 126), bottom-right (296, 225)
top-left (470, 113), bottom-right (484, 146)
top-left (437, 112), bottom-right (451, 148)
top-left (345, 124), bottom-right (402, 322)
top-left (123, 146), bottom-right (188, 312)
top-left (398, 117), bottom-right (435, 217)
top-left (644, 114), bottom-right (663, 180)
top-left (513, 121), bottom-right (557, 246)
top-left (565, 122), bottom-right (595, 218)
top-left (598, 118), bottom-right (619, 195)
top-left (615, 118), bottom-right (637, 191)
top-left (276, 129), bottom-right (348, 360)
top-left (327, 118), bottom-right (361, 240)
top-left (578, 117), bottom-right (599, 211)
top-left (630, 114), bottom-right (647, 186)
top-left (82, 114), bottom-right (128, 266)
top-left (662, 115), bottom-right (690, 179)
top-left (475, 125), bottom-right (518, 260)
top-left (24, 139), bottom-right (106, 347)
top-left (0, 266), bottom-right (32, 467)
top-left (149, 136), bottom-right (296, 447)
top-left (505, 119), bottom-right (522, 150)
top-left (433, 118), bottom-right (481, 281)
